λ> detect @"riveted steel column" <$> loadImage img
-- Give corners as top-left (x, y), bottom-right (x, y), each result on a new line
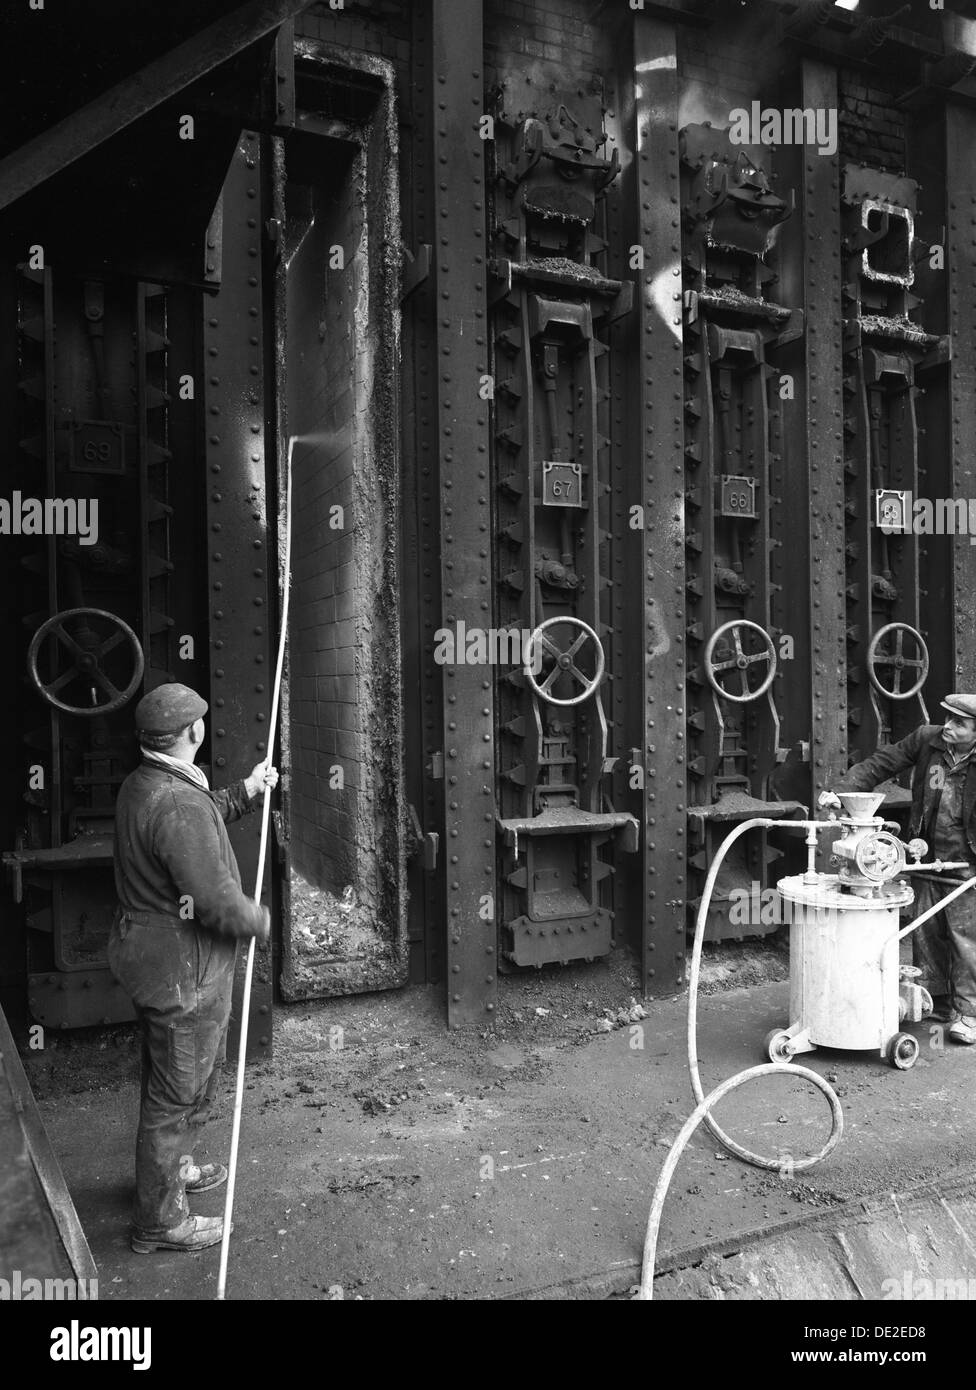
top-left (800, 61), bottom-right (846, 790)
top-left (945, 105), bottom-right (976, 688)
top-left (620, 15), bottom-right (686, 997)
top-left (431, 0), bottom-right (495, 1026)
top-left (204, 130), bottom-right (274, 1059)
top-left (403, 1), bottom-right (444, 986)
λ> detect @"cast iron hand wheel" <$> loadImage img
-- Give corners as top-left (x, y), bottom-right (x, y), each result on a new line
top-left (28, 608), bottom-right (145, 716)
top-left (704, 620), bottom-right (776, 704)
top-left (523, 616), bottom-right (605, 708)
top-left (867, 622), bottom-right (929, 701)
top-left (854, 831), bottom-right (906, 883)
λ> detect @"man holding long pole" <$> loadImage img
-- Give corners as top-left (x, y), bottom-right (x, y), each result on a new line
top-left (109, 682), bottom-right (278, 1254)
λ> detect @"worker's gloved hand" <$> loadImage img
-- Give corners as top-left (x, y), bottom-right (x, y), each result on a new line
top-left (818, 790), bottom-right (842, 812)
top-left (245, 760), bottom-right (279, 800)
top-left (251, 905), bottom-right (271, 945)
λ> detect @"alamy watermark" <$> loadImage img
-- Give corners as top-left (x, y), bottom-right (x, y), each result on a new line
top-left (728, 883), bottom-right (840, 930)
top-left (882, 1270), bottom-right (976, 1300)
top-left (50, 1320), bottom-right (150, 1371)
top-left (877, 491), bottom-right (976, 546)
top-left (434, 621), bottom-right (542, 672)
top-left (729, 102), bottom-right (837, 157)
top-left (1, 1268), bottom-right (97, 1299)
top-left (0, 492), bottom-right (98, 545)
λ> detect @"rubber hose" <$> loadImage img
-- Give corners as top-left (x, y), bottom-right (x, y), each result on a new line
top-left (636, 817), bottom-right (844, 1300)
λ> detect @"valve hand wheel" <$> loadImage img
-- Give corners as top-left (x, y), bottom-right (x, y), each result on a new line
top-left (854, 830), bottom-right (905, 883)
top-left (867, 622), bottom-right (928, 701)
top-left (28, 607), bottom-right (145, 716)
top-left (523, 616), bottom-right (605, 708)
top-left (704, 620), bottom-right (776, 704)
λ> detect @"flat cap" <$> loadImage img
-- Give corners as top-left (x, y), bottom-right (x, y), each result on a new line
top-left (941, 693), bottom-right (976, 721)
top-left (134, 683), bottom-right (208, 735)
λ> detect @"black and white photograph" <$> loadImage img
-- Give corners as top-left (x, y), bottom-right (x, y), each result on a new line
top-left (0, 0), bottom-right (974, 1355)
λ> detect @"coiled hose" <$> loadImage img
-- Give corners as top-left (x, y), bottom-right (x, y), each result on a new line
top-left (636, 817), bottom-right (845, 1300)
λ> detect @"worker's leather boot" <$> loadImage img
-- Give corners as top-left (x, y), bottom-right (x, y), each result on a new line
top-left (131, 1214), bottom-right (230, 1254)
top-left (179, 1156), bottom-right (229, 1192)
top-left (948, 1015), bottom-right (976, 1045)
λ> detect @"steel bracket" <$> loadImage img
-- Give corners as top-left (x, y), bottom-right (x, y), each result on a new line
top-left (401, 241), bottom-right (432, 302)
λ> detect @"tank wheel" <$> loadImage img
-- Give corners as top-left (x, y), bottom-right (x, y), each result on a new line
top-left (764, 1028), bottom-right (794, 1064)
top-left (887, 1032), bottom-right (919, 1070)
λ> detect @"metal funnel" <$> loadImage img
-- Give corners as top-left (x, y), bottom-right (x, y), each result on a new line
top-left (837, 791), bottom-right (886, 821)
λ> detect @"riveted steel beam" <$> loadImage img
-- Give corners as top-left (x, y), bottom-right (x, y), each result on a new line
top-left (945, 104), bottom-right (976, 687)
top-left (0, 0), bottom-right (316, 214)
top-left (909, 104), bottom-right (950, 701)
top-left (767, 61), bottom-right (846, 791)
top-left (136, 282), bottom-right (176, 690)
top-left (607, 14), bottom-right (687, 998)
top-left (801, 61), bottom-right (847, 788)
top-left (431, 0), bottom-right (496, 1027)
top-left (205, 131), bottom-right (275, 1060)
top-left (403, 1), bottom-right (445, 986)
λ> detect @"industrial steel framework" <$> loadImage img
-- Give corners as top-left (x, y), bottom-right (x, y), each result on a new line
top-left (1, 0), bottom-right (976, 1037)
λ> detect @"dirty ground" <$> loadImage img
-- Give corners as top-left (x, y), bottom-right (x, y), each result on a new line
top-left (18, 932), bottom-right (976, 1301)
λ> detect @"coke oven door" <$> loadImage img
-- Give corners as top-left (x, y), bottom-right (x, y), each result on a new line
top-left (3, 262), bottom-right (207, 1030)
top-left (270, 55), bottom-right (409, 1005)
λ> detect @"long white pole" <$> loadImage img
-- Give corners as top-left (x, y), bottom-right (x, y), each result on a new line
top-left (216, 436), bottom-right (294, 1300)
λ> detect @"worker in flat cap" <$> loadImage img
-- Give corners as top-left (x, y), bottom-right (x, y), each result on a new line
top-left (823, 693), bottom-right (976, 1045)
top-left (108, 682), bottom-right (278, 1253)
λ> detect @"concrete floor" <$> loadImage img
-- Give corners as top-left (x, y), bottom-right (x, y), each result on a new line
top-left (29, 960), bottom-right (976, 1301)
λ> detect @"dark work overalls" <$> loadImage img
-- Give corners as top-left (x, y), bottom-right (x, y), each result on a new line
top-left (911, 745), bottom-right (976, 1018)
top-left (109, 760), bottom-right (263, 1234)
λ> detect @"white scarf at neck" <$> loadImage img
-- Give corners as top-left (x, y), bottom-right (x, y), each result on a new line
top-left (143, 748), bottom-right (210, 790)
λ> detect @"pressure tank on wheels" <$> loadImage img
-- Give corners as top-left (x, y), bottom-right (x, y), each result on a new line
top-left (775, 874), bottom-right (913, 1059)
